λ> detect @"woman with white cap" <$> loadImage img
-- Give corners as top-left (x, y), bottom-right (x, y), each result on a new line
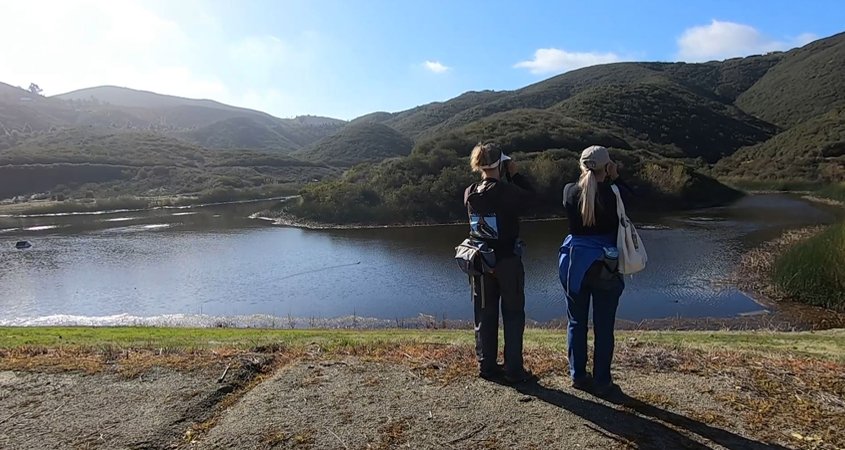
top-left (464, 142), bottom-right (536, 384)
top-left (558, 145), bottom-right (625, 396)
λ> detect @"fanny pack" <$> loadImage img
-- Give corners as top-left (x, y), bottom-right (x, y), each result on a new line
top-left (454, 238), bottom-right (496, 276)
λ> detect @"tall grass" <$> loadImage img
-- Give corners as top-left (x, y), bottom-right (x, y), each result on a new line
top-left (773, 221), bottom-right (845, 311)
top-left (817, 182), bottom-right (845, 203)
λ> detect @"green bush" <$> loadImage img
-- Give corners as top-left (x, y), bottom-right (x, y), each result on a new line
top-left (284, 146), bottom-right (740, 225)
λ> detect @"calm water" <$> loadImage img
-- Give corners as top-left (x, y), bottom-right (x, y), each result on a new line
top-left (0, 195), bottom-right (836, 327)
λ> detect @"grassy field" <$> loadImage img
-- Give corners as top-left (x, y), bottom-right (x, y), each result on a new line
top-left (773, 221), bottom-right (845, 311)
top-left (1, 327), bottom-right (843, 361)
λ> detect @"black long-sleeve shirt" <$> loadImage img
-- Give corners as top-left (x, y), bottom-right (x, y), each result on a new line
top-left (563, 179), bottom-right (620, 236)
top-left (464, 173), bottom-right (535, 256)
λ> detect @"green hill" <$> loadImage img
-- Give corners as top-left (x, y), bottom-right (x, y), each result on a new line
top-left (180, 117), bottom-right (300, 152)
top-left (413, 109), bottom-right (630, 157)
top-left (375, 56), bottom-right (782, 144)
top-left (293, 122), bottom-right (414, 166)
top-left (736, 32), bottom-right (845, 128)
top-left (379, 90), bottom-right (509, 139)
top-left (553, 79), bottom-right (777, 162)
top-left (0, 129), bottom-right (335, 200)
top-left (714, 107), bottom-right (845, 183)
top-left (280, 32), bottom-right (845, 225)
top-left (55, 85), bottom-right (275, 121)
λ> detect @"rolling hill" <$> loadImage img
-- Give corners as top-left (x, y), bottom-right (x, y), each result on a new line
top-left (56, 85), bottom-right (264, 113)
top-left (2, 30), bottom-right (843, 216)
top-left (0, 128), bottom-right (337, 200)
top-left (736, 32), bottom-right (845, 128)
top-left (293, 122), bottom-right (414, 166)
top-left (551, 79), bottom-right (777, 162)
top-left (714, 107), bottom-right (845, 183)
top-left (0, 84), bottom-right (345, 153)
top-left (286, 31), bottom-right (844, 223)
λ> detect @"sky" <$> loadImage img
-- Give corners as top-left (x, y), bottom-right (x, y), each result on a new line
top-left (1, 0), bottom-right (843, 120)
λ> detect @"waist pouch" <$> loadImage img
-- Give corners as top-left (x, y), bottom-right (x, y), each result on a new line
top-left (455, 238), bottom-right (496, 276)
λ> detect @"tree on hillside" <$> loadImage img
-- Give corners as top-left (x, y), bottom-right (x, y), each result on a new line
top-left (28, 83), bottom-right (43, 96)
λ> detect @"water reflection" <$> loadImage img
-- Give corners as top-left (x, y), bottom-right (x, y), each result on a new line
top-left (0, 195), bottom-right (838, 326)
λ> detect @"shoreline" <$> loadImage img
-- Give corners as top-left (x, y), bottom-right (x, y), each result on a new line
top-left (0, 195), bottom-right (294, 218)
top-left (250, 211), bottom-right (576, 231)
top-left (5, 193), bottom-right (842, 332)
top-left (248, 190), bottom-right (818, 231)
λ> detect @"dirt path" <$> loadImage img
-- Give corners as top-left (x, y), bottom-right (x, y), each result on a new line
top-left (1, 342), bottom-right (842, 449)
top-left (199, 358), bottom-right (780, 450)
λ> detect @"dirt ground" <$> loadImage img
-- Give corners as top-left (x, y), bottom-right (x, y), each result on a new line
top-left (1, 343), bottom-right (842, 450)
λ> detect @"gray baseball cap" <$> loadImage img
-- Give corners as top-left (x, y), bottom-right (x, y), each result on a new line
top-left (579, 145), bottom-right (611, 171)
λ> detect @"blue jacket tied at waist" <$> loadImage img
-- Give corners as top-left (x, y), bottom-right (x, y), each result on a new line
top-left (558, 233), bottom-right (616, 296)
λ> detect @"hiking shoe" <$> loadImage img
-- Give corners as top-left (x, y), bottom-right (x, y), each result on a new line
top-left (571, 375), bottom-right (593, 391)
top-left (479, 364), bottom-right (505, 381)
top-left (503, 369), bottom-right (538, 385)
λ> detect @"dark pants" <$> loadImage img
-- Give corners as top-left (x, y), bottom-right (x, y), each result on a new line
top-left (566, 262), bottom-right (624, 385)
top-left (473, 255), bottom-right (526, 375)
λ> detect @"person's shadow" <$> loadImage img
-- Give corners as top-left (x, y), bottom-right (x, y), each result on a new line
top-left (508, 380), bottom-right (790, 450)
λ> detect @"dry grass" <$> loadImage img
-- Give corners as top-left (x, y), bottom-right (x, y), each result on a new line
top-left (3, 329), bottom-right (845, 448)
top-left (669, 350), bottom-right (845, 449)
top-left (374, 418), bottom-right (412, 449)
top-left (0, 345), bottom-right (238, 377)
top-left (259, 428), bottom-right (317, 449)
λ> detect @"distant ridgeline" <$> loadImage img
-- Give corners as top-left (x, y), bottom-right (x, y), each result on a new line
top-left (1, 31), bottom-right (843, 218)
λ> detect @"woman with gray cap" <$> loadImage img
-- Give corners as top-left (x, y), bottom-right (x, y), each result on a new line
top-left (464, 142), bottom-right (536, 384)
top-left (558, 145), bottom-right (625, 396)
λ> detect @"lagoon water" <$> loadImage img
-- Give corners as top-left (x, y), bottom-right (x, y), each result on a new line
top-left (0, 195), bottom-right (836, 327)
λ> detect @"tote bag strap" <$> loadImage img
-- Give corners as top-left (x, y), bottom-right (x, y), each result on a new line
top-left (611, 184), bottom-right (627, 222)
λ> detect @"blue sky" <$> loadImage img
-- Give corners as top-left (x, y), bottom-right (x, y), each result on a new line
top-left (2, 0), bottom-right (843, 119)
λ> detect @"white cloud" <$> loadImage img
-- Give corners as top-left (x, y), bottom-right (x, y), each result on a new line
top-left (677, 20), bottom-right (818, 61)
top-left (423, 60), bottom-right (450, 74)
top-left (514, 49), bottom-right (620, 75)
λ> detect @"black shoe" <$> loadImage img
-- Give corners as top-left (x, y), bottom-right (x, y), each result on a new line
top-left (593, 382), bottom-right (623, 398)
top-left (571, 374), bottom-right (593, 391)
top-left (503, 369), bottom-right (538, 385)
top-left (479, 364), bottom-right (505, 381)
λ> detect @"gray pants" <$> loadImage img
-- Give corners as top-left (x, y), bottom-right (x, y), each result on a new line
top-left (473, 255), bottom-right (526, 375)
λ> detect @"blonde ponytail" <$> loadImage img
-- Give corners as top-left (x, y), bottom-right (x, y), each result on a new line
top-left (578, 165), bottom-right (599, 226)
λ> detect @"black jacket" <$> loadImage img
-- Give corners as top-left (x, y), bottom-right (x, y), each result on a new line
top-left (464, 173), bottom-right (535, 256)
top-left (563, 180), bottom-right (620, 236)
